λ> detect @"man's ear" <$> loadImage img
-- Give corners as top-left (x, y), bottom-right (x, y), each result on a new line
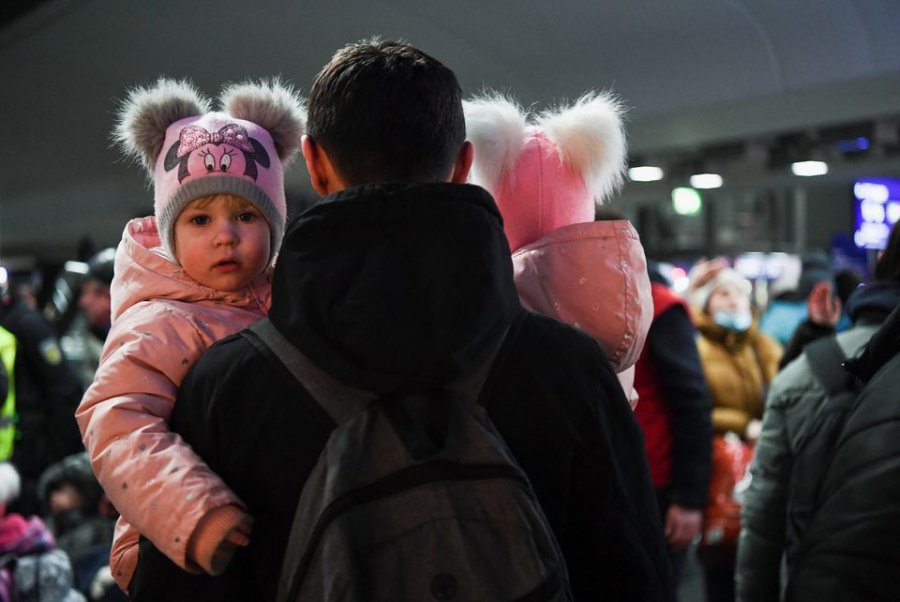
top-left (301, 136), bottom-right (344, 195)
top-left (449, 141), bottom-right (474, 184)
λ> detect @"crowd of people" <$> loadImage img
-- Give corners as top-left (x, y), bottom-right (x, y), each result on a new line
top-left (0, 37), bottom-right (898, 602)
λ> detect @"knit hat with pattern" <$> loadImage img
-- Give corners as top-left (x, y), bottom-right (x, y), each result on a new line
top-left (114, 78), bottom-right (306, 262)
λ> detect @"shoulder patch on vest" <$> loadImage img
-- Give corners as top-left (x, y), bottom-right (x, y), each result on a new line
top-left (38, 339), bottom-right (62, 366)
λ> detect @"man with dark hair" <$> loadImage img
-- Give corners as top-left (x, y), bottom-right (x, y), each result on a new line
top-left (71, 248), bottom-right (116, 388)
top-left (132, 39), bottom-right (670, 601)
top-left (305, 39), bottom-right (466, 185)
top-left (79, 248), bottom-right (115, 342)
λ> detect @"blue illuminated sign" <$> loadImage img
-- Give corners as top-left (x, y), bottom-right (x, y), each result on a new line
top-left (853, 178), bottom-right (900, 250)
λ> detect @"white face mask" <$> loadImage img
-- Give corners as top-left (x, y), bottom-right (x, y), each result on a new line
top-left (713, 310), bottom-right (753, 332)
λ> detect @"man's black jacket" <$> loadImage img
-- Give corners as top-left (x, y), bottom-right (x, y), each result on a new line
top-left (132, 183), bottom-right (671, 601)
top-left (0, 295), bottom-right (83, 514)
top-left (786, 303), bottom-right (900, 602)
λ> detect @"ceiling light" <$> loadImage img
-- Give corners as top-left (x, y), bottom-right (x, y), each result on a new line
top-left (628, 166), bottom-right (664, 182)
top-left (689, 173), bottom-right (723, 189)
top-left (672, 187), bottom-right (702, 215)
top-left (791, 161), bottom-right (828, 177)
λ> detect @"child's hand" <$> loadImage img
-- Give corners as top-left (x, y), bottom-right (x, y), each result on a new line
top-left (189, 506), bottom-right (253, 576)
top-left (208, 523), bottom-right (251, 576)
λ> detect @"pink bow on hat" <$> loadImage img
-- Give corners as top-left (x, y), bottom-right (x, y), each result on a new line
top-left (176, 124), bottom-right (254, 157)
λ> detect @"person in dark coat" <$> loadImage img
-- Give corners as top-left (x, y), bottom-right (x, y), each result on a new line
top-left (129, 39), bottom-right (671, 602)
top-left (78, 249), bottom-right (115, 343)
top-left (633, 263), bottom-right (713, 596)
top-left (37, 451), bottom-right (121, 599)
top-left (737, 221), bottom-right (900, 602)
top-left (758, 249), bottom-right (834, 350)
top-left (784, 300), bottom-right (900, 602)
top-left (0, 282), bottom-right (84, 516)
top-left (776, 227), bottom-right (900, 602)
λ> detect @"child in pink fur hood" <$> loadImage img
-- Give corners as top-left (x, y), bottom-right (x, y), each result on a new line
top-left (464, 92), bottom-right (651, 407)
top-left (75, 77), bottom-right (305, 592)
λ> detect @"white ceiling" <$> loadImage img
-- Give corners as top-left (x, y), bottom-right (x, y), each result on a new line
top-left (3, 0), bottom-right (900, 261)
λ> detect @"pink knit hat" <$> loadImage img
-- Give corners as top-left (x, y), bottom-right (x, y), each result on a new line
top-left (114, 78), bottom-right (306, 261)
top-left (464, 92), bottom-right (627, 252)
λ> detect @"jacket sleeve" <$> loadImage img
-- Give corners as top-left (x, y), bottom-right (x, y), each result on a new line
top-left (735, 378), bottom-right (796, 602)
top-left (569, 337), bottom-right (673, 600)
top-left (649, 305), bottom-right (713, 509)
top-left (75, 305), bottom-right (245, 571)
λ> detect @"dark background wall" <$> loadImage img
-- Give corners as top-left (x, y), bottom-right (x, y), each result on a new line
top-left (2, 0), bottom-right (899, 267)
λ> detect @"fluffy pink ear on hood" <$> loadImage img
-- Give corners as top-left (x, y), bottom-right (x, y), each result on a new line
top-left (465, 91), bottom-right (627, 252)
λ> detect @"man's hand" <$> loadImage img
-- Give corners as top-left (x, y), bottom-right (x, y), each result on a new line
top-left (807, 281), bottom-right (841, 327)
top-left (664, 504), bottom-right (703, 551)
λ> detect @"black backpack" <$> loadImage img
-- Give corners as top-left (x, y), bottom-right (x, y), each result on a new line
top-left (244, 319), bottom-right (573, 602)
top-left (784, 335), bottom-right (860, 566)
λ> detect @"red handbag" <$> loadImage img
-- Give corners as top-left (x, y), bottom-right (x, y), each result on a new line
top-left (701, 432), bottom-right (754, 548)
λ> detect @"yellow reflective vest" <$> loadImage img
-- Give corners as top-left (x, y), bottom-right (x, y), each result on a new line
top-left (0, 326), bottom-right (16, 461)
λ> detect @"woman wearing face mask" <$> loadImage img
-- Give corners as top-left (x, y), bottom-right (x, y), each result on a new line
top-left (691, 265), bottom-right (782, 444)
top-left (688, 262), bottom-right (782, 602)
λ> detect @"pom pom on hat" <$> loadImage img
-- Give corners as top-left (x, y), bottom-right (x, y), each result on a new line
top-left (464, 91), bottom-right (627, 252)
top-left (0, 463), bottom-right (21, 506)
top-left (219, 78), bottom-right (307, 167)
top-left (114, 78), bottom-right (211, 174)
top-left (113, 77), bottom-right (306, 263)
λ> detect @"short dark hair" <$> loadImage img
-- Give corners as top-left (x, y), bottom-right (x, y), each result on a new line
top-left (307, 39), bottom-right (465, 186)
top-left (875, 220), bottom-right (900, 283)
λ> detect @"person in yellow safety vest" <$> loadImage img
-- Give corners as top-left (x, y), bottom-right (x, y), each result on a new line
top-left (0, 285), bottom-right (83, 516)
top-left (0, 325), bottom-right (16, 462)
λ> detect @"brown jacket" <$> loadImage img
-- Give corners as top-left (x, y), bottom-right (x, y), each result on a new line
top-left (695, 314), bottom-right (782, 436)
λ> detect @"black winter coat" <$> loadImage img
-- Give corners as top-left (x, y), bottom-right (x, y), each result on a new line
top-left (131, 183), bottom-right (671, 601)
top-left (787, 303), bottom-right (900, 602)
top-left (737, 283), bottom-right (900, 601)
top-left (0, 296), bottom-right (84, 514)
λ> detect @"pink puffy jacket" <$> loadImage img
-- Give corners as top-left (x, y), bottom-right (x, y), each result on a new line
top-left (512, 220), bottom-right (652, 405)
top-left (75, 217), bottom-right (271, 590)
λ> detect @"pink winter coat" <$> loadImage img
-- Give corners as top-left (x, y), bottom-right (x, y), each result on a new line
top-left (75, 217), bottom-right (271, 590)
top-left (512, 220), bottom-right (652, 405)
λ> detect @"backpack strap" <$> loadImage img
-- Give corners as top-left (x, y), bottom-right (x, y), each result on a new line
top-left (245, 317), bottom-right (515, 425)
top-left (785, 335), bottom-right (858, 565)
top-left (805, 336), bottom-right (851, 398)
top-left (791, 336), bottom-right (852, 452)
top-left (245, 319), bottom-right (375, 424)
